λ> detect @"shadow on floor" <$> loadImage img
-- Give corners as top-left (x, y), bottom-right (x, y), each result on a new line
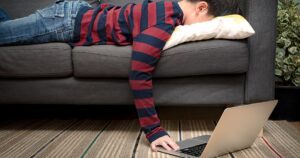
top-left (0, 104), bottom-right (226, 120)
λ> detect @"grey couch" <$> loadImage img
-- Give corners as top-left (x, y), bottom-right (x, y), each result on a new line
top-left (0, 0), bottom-right (277, 106)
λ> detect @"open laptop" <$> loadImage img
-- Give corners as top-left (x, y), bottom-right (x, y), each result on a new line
top-left (156, 100), bottom-right (278, 158)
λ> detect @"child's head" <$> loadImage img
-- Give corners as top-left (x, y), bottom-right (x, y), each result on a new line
top-left (178, 0), bottom-right (240, 25)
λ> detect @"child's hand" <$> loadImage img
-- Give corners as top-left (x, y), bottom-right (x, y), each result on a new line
top-left (150, 135), bottom-right (180, 152)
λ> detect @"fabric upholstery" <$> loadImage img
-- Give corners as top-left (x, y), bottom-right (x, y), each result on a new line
top-left (0, 0), bottom-right (277, 105)
top-left (0, 75), bottom-right (245, 105)
top-left (73, 40), bottom-right (249, 78)
top-left (0, 43), bottom-right (72, 78)
top-left (0, 0), bottom-right (99, 19)
top-left (242, 0), bottom-right (277, 103)
top-left (0, 0), bottom-right (56, 19)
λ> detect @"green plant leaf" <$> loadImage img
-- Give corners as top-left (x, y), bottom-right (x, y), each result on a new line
top-left (277, 38), bottom-right (286, 48)
top-left (284, 74), bottom-right (291, 81)
top-left (292, 55), bottom-right (300, 66)
top-left (276, 47), bottom-right (286, 58)
top-left (282, 31), bottom-right (289, 38)
top-left (288, 47), bottom-right (298, 54)
top-left (296, 67), bottom-right (300, 74)
top-left (283, 56), bottom-right (293, 65)
top-left (282, 65), bottom-right (288, 73)
top-left (275, 69), bottom-right (283, 76)
top-left (284, 39), bottom-right (292, 48)
top-left (292, 76), bottom-right (300, 86)
top-left (288, 65), bottom-right (296, 71)
top-left (275, 0), bottom-right (300, 86)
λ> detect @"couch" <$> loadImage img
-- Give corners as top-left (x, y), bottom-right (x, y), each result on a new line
top-left (0, 0), bottom-right (277, 106)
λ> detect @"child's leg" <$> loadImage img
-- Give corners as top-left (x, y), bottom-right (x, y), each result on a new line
top-left (0, 8), bottom-right (11, 22)
top-left (0, 0), bottom-right (91, 46)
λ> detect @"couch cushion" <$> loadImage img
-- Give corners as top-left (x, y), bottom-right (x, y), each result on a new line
top-left (0, 43), bottom-right (72, 78)
top-left (72, 40), bottom-right (249, 78)
top-left (0, 75), bottom-right (245, 105)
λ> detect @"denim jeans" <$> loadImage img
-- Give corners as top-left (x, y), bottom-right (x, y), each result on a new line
top-left (0, 0), bottom-right (91, 45)
top-left (0, 8), bottom-right (11, 22)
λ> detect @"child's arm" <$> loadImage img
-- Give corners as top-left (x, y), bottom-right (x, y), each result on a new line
top-left (129, 23), bottom-right (174, 143)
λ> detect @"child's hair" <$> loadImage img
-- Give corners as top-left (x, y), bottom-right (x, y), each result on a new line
top-left (187, 0), bottom-right (241, 17)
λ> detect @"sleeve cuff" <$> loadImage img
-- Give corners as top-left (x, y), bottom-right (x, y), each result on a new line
top-left (145, 126), bottom-right (170, 143)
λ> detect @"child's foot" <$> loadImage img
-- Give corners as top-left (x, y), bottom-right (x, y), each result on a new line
top-left (0, 8), bottom-right (11, 22)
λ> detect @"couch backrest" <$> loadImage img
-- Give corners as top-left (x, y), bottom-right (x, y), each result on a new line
top-left (0, 0), bottom-right (246, 19)
top-left (0, 0), bottom-right (97, 19)
top-left (0, 0), bottom-right (56, 19)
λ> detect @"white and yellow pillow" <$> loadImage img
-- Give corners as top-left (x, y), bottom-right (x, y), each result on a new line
top-left (163, 14), bottom-right (255, 50)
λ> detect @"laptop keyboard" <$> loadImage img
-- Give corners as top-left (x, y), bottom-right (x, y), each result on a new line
top-left (178, 143), bottom-right (207, 157)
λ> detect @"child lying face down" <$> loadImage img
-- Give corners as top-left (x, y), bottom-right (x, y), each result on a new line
top-left (0, 0), bottom-right (240, 152)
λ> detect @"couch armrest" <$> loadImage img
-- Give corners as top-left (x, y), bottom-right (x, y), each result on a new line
top-left (242, 0), bottom-right (278, 103)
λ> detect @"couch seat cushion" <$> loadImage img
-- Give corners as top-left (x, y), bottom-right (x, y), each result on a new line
top-left (0, 43), bottom-right (72, 78)
top-left (72, 39), bottom-right (249, 78)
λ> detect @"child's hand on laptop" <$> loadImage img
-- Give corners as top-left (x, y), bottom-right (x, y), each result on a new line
top-left (150, 135), bottom-right (180, 152)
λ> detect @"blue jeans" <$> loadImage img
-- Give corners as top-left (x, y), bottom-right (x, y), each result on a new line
top-left (0, 8), bottom-right (11, 22)
top-left (0, 0), bottom-right (91, 45)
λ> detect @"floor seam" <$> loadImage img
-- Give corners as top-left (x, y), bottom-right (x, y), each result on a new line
top-left (131, 127), bottom-right (143, 158)
top-left (179, 120), bottom-right (182, 141)
top-left (80, 120), bottom-right (112, 158)
top-left (30, 119), bottom-right (80, 158)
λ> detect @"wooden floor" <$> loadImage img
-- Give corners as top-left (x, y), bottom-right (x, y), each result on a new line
top-left (0, 119), bottom-right (299, 158)
top-left (290, 121), bottom-right (300, 131)
top-left (0, 105), bottom-right (299, 157)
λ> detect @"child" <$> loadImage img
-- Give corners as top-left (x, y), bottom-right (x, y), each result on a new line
top-left (0, 0), bottom-right (239, 152)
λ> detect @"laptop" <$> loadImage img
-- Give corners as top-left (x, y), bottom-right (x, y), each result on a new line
top-left (156, 100), bottom-right (278, 158)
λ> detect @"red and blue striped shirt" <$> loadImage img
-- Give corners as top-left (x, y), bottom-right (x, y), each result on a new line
top-left (73, 0), bottom-right (184, 143)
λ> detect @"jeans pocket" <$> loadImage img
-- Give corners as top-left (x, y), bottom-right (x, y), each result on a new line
top-left (35, 3), bottom-right (67, 34)
top-left (37, 2), bottom-right (66, 19)
top-left (55, 2), bottom-right (65, 18)
top-left (37, 5), bottom-right (56, 19)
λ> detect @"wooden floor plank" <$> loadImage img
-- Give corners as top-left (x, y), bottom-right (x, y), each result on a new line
top-left (83, 120), bottom-right (141, 158)
top-left (289, 121), bottom-right (300, 131)
top-left (34, 119), bottom-right (108, 158)
top-left (0, 119), bottom-right (51, 154)
top-left (260, 121), bottom-right (300, 157)
top-left (0, 119), bottom-right (76, 158)
top-left (0, 119), bottom-right (37, 140)
top-left (0, 119), bottom-right (299, 158)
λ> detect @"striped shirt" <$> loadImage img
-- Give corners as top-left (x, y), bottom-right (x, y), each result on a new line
top-left (73, 0), bottom-right (184, 143)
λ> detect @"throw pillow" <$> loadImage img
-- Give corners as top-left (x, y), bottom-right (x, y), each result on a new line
top-left (163, 14), bottom-right (255, 50)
